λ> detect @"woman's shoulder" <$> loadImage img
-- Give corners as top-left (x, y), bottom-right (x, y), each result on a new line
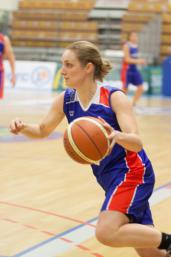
top-left (63, 88), bottom-right (76, 103)
top-left (100, 84), bottom-right (122, 94)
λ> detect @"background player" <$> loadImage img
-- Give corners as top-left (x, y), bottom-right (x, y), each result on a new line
top-left (10, 41), bottom-right (171, 257)
top-left (121, 31), bottom-right (146, 106)
top-left (0, 32), bottom-right (16, 100)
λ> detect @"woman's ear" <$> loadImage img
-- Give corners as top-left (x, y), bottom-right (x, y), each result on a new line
top-left (86, 62), bottom-right (95, 74)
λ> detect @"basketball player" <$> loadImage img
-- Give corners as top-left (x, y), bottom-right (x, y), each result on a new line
top-left (121, 32), bottom-right (145, 106)
top-left (0, 33), bottom-right (15, 99)
top-left (10, 41), bottom-right (171, 257)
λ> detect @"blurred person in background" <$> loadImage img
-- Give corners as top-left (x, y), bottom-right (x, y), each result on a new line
top-left (121, 31), bottom-right (146, 106)
top-left (0, 32), bottom-right (16, 100)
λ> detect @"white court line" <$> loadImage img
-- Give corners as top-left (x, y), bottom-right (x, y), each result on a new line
top-left (11, 99), bottom-right (52, 106)
top-left (14, 185), bottom-right (171, 257)
top-left (149, 187), bottom-right (171, 205)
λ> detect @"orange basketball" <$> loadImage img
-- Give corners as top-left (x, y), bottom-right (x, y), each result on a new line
top-left (63, 116), bottom-right (110, 164)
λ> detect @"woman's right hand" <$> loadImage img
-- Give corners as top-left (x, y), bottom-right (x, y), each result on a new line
top-left (9, 118), bottom-right (25, 134)
top-left (138, 58), bottom-right (146, 65)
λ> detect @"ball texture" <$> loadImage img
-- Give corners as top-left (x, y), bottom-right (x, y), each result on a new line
top-left (63, 116), bottom-right (110, 164)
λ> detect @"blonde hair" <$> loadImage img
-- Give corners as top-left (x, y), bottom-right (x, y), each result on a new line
top-left (67, 41), bottom-right (112, 82)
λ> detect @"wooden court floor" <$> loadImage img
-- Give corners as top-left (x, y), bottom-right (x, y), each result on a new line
top-left (0, 88), bottom-right (171, 257)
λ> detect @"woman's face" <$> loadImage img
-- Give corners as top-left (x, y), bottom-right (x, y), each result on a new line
top-left (61, 49), bottom-right (89, 88)
top-left (129, 32), bottom-right (138, 44)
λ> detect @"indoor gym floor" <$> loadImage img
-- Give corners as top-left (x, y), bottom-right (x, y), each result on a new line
top-left (0, 87), bottom-right (171, 257)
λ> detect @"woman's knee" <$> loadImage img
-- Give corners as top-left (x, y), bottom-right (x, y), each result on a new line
top-left (95, 223), bottom-right (119, 246)
top-left (137, 85), bottom-right (144, 93)
top-left (95, 211), bottom-right (129, 247)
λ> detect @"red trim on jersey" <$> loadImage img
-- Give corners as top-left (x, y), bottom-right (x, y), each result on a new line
top-left (121, 62), bottom-right (128, 89)
top-left (107, 151), bottom-right (145, 213)
top-left (0, 33), bottom-right (4, 41)
top-left (0, 71), bottom-right (4, 99)
top-left (99, 87), bottom-right (110, 107)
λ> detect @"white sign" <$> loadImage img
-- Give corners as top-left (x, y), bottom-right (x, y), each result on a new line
top-left (0, 0), bottom-right (19, 11)
top-left (4, 60), bottom-right (56, 90)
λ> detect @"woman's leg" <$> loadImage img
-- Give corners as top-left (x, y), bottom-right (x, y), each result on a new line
top-left (135, 225), bottom-right (167, 257)
top-left (132, 85), bottom-right (144, 106)
top-left (96, 210), bottom-right (161, 248)
top-left (135, 247), bottom-right (166, 257)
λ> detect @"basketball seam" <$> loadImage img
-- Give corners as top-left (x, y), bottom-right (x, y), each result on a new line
top-left (63, 133), bottom-right (87, 164)
top-left (73, 117), bottom-right (110, 151)
top-left (74, 117), bottom-right (110, 156)
top-left (75, 123), bottom-right (105, 159)
top-left (67, 123), bottom-right (99, 164)
top-left (66, 117), bottom-right (110, 164)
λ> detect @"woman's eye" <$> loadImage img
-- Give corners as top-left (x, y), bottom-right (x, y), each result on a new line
top-left (68, 63), bottom-right (74, 68)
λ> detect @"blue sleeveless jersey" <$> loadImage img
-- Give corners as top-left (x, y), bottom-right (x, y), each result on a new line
top-left (126, 42), bottom-right (139, 71)
top-left (121, 42), bottom-right (143, 88)
top-left (63, 85), bottom-right (154, 192)
top-left (0, 33), bottom-right (4, 71)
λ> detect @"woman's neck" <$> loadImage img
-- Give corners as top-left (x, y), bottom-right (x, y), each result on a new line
top-left (76, 82), bottom-right (97, 109)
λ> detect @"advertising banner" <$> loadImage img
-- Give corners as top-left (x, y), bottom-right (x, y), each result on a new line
top-left (4, 60), bottom-right (56, 90)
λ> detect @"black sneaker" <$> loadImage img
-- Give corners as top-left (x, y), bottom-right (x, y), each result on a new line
top-left (166, 245), bottom-right (171, 257)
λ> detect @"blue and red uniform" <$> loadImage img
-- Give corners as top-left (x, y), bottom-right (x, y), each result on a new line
top-left (121, 42), bottom-right (143, 89)
top-left (0, 33), bottom-right (5, 99)
top-left (63, 85), bottom-right (155, 225)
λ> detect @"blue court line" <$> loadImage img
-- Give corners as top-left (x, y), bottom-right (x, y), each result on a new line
top-left (0, 130), bottom-right (63, 143)
top-left (11, 182), bottom-right (171, 257)
top-left (154, 181), bottom-right (171, 191)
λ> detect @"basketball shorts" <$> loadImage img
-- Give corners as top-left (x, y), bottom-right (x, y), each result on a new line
top-left (125, 69), bottom-right (144, 88)
top-left (101, 167), bottom-right (155, 225)
top-left (0, 70), bottom-right (4, 99)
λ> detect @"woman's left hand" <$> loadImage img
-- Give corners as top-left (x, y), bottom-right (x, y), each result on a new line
top-left (98, 117), bottom-right (118, 154)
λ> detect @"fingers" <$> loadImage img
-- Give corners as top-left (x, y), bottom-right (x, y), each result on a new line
top-left (107, 130), bottom-right (120, 154)
top-left (142, 60), bottom-right (146, 66)
top-left (97, 117), bottom-right (118, 154)
top-left (139, 59), bottom-right (146, 65)
top-left (98, 116), bottom-right (113, 134)
top-left (98, 116), bottom-right (107, 126)
top-left (107, 131), bottom-right (116, 154)
top-left (108, 130), bottom-right (115, 141)
top-left (10, 118), bottom-right (24, 134)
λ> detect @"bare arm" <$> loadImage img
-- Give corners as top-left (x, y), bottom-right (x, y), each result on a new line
top-left (123, 44), bottom-right (145, 65)
top-left (3, 36), bottom-right (16, 86)
top-left (107, 91), bottom-right (143, 152)
top-left (10, 92), bottom-right (65, 138)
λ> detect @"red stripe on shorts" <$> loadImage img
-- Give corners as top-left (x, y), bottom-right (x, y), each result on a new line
top-left (0, 71), bottom-right (4, 99)
top-left (121, 63), bottom-right (128, 89)
top-left (107, 151), bottom-right (145, 213)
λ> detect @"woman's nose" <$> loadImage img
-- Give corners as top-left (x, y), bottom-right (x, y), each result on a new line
top-left (61, 66), bottom-right (66, 75)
